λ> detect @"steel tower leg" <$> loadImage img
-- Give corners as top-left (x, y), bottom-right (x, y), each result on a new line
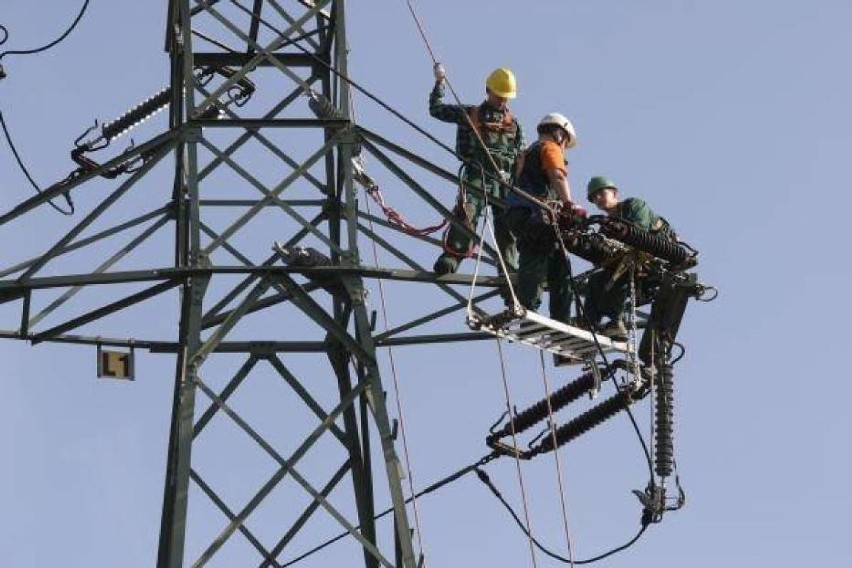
top-left (154, 1), bottom-right (416, 566)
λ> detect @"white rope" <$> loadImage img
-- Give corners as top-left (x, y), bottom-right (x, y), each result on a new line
top-left (353, 84), bottom-right (428, 564)
top-left (398, 7), bottom-right (538, 568)
top-left (466, 189), bottom-right (519, 317)
top-left (465, 193), bottom-right (489, 319)
top-left (495, 338), bottom-right (540, 568)
top-left (537, 351), bottom-right (577, 567)
top-left (363, 194), bottom-right (429, 564)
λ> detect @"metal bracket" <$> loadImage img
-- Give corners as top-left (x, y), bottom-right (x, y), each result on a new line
top-left (584, 359), bottom-right (602, 399)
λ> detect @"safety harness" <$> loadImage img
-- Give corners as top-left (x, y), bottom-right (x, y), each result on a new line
top-left (442, 104), bottom-right (520, 259)
top-left (467, 104), bottom-right (517, 137)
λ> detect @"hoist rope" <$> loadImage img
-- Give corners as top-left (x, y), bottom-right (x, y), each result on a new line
top-left (465, 190), bottom-right (519, 317)
top-left (465, 202), bottom-right (489, 318)
top-left (363, 194), bottom-right (429, 564)
top-left (402, 0), bottom-right (441, 65)
top-left (537, 351), bottom-right (577, 566)
top-left (391, 12), bottom-right (538, 560)
top-left (485, 187), bottom-right (520, 306)
top-left (355, 89), bottom-right (429, 562)
top-left (495, 338), bottom-right (540, 567)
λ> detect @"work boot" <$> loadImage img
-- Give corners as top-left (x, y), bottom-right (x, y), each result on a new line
top-left (600, 319), bottom-right (628, 341)
top-left (433, 254), bottom-right (460, 275)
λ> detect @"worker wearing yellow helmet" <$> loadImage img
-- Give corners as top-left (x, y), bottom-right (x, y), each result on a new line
top-left (430, 65), bottom-right (524, 277)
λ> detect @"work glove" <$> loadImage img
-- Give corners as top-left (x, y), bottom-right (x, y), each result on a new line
top-left (556, 202), bottom-right (587, 229)
top-left (433, 62), bottom-right (447, 83)
top-left (570, 203), bottom-right (588, 219)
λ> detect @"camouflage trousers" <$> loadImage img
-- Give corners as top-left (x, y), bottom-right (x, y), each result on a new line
top-left (503, 207), bottom-right (572, 323)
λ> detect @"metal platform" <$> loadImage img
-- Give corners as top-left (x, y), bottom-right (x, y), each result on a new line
top-left (467, 308), bottom-right (630, 364)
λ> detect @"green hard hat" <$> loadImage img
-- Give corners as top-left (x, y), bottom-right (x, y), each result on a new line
top-left (586, 176), bottom-right (618, 202)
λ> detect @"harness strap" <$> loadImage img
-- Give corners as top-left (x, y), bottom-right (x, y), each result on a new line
top-left (468, 105), bottom-right (517, 135)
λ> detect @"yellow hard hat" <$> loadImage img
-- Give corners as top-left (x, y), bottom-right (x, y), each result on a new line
top-left (485, 68), bottom-right (517, 99)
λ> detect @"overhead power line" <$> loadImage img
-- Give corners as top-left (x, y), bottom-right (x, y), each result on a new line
top-left (0, 0), bottom-right (91, 63)
top-left (0, 111), bottom-right (74, 215)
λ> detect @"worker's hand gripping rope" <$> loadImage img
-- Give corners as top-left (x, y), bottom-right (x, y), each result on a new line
top-left (433, 62), bottom-right (446, 84)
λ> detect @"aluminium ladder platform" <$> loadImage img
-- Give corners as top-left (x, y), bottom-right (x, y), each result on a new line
top-left (467, 308), bottom-right (630, 364)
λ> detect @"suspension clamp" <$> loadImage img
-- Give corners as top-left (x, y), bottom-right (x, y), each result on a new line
top-left (633, 483), bottom-right (667, 525)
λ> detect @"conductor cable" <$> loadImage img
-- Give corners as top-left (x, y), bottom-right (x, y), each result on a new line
top-left (476, 467), bottom-right (650, 565)
top-left (0, 111), bottom-right (73, 215)
top-left (0, 0), bottom-right (91, 62)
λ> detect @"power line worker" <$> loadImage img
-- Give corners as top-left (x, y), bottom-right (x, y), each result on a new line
top-left (584, 176), bottom-right (678, 340)
top-left (429, 65), bottom-right (524, 275)
top-left (504, 113), bottom-right (584, 324)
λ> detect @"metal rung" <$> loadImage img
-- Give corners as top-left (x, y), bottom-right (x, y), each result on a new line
top-left (468, 308), bottom-right (630, 363)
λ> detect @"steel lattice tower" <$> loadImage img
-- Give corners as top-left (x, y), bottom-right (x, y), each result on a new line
top-left (0, 0), bottom-right (509, 565)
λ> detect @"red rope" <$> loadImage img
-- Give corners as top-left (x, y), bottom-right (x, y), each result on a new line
top-left (365, 185), bottom-right (448, 237)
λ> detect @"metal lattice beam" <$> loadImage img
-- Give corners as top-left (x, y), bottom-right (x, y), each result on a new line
top-left (0, 1), bottom-right (521, 566)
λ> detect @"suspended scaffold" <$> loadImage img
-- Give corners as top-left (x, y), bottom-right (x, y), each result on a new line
top-left (466, 307), bottom-right (629, 365)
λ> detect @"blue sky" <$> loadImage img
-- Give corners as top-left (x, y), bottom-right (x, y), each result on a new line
top-left (1, 1), bottom-right (850, 567)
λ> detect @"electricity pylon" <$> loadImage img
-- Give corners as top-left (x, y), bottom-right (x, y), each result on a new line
top-left (0, 0), bottom-right (509, 565)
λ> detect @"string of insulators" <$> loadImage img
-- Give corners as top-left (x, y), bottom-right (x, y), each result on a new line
top-left (561, 233), bottom-right (623, 265)
top-left (308, 91), bottom-right (341, 120)
top-left (307, 90), bottom-right (362, 156)
top-left (528, 389), bottom-right (634, 456)
top-left (102, 86), bottom-right (172, 142)
top-left (277, 246), bottom-right (333, 268)
top-left (654, 362), bottom-right (675, 478)
top-left (275, 245), bottom-right (346, 297)
top-left (486, 370), bottom-right (596, 444)
top-left (100, 67), bottom-right (252, 144)
top-left (602, 220), bottom-right (693, 266)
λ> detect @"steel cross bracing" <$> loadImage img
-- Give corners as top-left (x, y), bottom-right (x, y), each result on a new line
top-left (0, 0), bottom-right (516, 566)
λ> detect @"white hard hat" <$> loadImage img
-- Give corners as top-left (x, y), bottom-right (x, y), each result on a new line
top-left (538, 113), bottom-right (577, 148)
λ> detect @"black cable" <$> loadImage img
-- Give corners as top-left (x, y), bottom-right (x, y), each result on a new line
top-left (280, 454), bottom-right (495, 567)
top-left (0, 0), bottom-right (91, 61)
top-left (554, 229), bottom-right (655, 480)
top-left (696, 285), bottom-right (718, 302)
top-left (0, 111), bottom-right (74, 215)
top-left (475, 468), bottom-right (649, 565)
top-left (0, 26), bottom-right (6, 79)
top-left (669, 341), bottom-right (685, 365)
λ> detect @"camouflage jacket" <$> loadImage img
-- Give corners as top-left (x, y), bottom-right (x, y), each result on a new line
top-left (615, 198), bottom-right (676, 239)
